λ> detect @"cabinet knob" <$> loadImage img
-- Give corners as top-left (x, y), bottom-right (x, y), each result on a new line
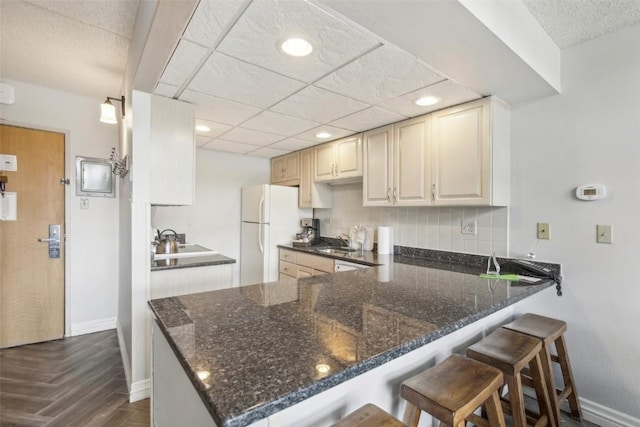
top-left (387, 188), bottom-right (391, 201)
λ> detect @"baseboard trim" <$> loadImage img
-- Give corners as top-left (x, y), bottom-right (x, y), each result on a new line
top-left (130, 379), bottom-right (151, 403)
top-left (561, 397), bottom-right (640, 427)
top-left (523, 388), bottom-right (639, 427)
top-left (70, 317), bottom-right (117, 336)
top-left (116, 319), bottom-right (132, 392)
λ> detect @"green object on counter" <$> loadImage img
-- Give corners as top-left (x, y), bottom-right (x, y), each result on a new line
top-left (479, 273), bottom-right (521, 281)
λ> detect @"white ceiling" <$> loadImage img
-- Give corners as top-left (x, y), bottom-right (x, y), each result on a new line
top-left (1, 0), bottom-right (639, 158)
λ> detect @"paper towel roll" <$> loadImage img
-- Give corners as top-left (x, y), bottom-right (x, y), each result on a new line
top-left (377, 226), bottom-right (393, 254)
top-left (376, 254), bottom-right (393, 282)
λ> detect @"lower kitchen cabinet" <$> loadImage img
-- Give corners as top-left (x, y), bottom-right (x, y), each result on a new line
top-left (279, 248), bottom-right (334, 279)
top-left (150, 264), bottom-right (233, 299)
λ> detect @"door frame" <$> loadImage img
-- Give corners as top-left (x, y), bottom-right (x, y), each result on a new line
top-left (1, 119), bottom-right (72, 338)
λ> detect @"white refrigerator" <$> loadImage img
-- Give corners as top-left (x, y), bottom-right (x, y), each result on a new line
top-left (240, 184), bottom-right (312, 286)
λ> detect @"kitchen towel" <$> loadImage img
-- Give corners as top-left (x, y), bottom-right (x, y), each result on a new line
top-left (377, 226), bottom-right (393, 254)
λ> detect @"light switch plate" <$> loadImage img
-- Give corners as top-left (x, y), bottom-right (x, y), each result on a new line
top-left (597, 224), bottom-right (612, 244)
top-left (537, 223), bottom-right (550, 239)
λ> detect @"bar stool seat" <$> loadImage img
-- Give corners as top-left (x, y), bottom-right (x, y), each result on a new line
top-left (502, 313), bottom-right (582, 424)
top-left (400, 354), bottom-right (506, 427)
top-left (467, 328), bottom-right (554, 427)
top-left (331, 403), bottom-right (405, 427)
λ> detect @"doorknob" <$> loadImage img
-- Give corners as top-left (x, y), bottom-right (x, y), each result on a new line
top-left (39, 225), bottom-right (61, 258)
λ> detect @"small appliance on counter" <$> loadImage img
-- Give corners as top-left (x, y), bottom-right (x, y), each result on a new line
top-left (293, 218), bottom-right (320, 246)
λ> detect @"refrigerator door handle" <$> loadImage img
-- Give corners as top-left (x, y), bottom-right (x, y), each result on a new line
top-left (258, 224), bottom-right (264, 254)
top-left (259, 194), bottom-right (265, 224)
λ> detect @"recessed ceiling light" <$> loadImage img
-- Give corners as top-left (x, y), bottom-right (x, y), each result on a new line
top-left (195, 125), bottom-right (211, 132)
top-left (315, 132), bottom-right (332, 139)
top-left (415, 96), bottom-right (441, 107)
top-left (280, 37), bottom-right (313, 57)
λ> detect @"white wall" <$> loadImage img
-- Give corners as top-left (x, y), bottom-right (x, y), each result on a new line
top-left (510, 23), bottom-right (640, 423)
top-left (315, 184), bottom-right (510, 256)
top-left (0, 79), bottom-right (120, 334)
top-left (152, 149), bottom-right (271, 285)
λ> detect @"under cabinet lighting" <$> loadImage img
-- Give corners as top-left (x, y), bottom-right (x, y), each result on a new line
top-left (280, 37), bottom-right (313, 57)
top-left (195, 125), bottom-right (211, 132)
top-left (315, 132), bottom-right (332, 139)
top-left (415, 96), bottom-right (441, 107)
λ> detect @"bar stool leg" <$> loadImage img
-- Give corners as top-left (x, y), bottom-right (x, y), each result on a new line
top-left (530, 352), bottom-right (553, 427)
top-left (485, 390), bottom-right (507, 427)
top-left (556, 335), bottom-right (582, 419)
top-left (402, 403), bottom-right (420, 427)
top-left (538, 338), bottom-right (561, 426)
top-left (506, 373), bottom-right (527, 427)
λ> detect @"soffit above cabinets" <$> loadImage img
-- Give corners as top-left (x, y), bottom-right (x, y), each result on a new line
top-left (153, 0), bottom-right (484, 158)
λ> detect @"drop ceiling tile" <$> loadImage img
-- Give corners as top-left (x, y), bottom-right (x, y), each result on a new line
top-left (188, 52), bottom-right (306, 108)
top-left (381, 80), bottom-right (482, 117)
top-left (180, 89), bottom-right (262, 125)
top-left (222, 127), bottom-right (284, 146)
top-left (159, 39), bottom-right (209, 87)
top-left (271, 86), bottom-right (369, 123)
top-left (270, 138), bottom-right (317, 151)
top-left (316, 44), bottom-right (445, 104)
top-left (216, 0), bottom-right (380, 83)
top-left (196, 135), bottom-right (214, 147)
top-left (242, 111), bottom-right (320, 136)
top-left (195, 119), bottom-right (233, 138)
top-left (330, 107), bottom-right (407, 132)
top-left (203, 139), bottom-right (259, 154)
top-left (182, 0), bottom-right (249, 48)
top-left (295, 125), bottom-right (355, 143)
top-left (248, 146), bottom-right (291, 158)
top-left (155, 83), bottom-right (178, 98)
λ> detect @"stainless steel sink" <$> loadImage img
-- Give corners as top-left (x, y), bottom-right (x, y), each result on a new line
top-left (314, 247), bottom-right (356, 254)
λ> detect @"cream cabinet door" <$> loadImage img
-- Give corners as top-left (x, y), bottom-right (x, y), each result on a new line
top-left (394, 116), bottom-right (432, 206)
top-left (431, 97), bottom-right (509, 206)
top-left (284, 152), bottom-right (300, 181)
top-left (363, 125), bottom-right (393, 206)
top-left (335, 135), bottom-right (362, 179)
top-left (271, 156), bottom-right (285, 183)
top-left (314, 143), bottom-right (335, 182)
top-left (299, 148), bottom-right (332, 208)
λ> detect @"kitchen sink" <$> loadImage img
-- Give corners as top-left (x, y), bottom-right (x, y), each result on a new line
top-left (314, 247), bottom-right (356, 255)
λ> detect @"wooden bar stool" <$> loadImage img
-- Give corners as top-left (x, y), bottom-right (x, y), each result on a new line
top-left (467, 328), bottom-right (554, 427)
top-left (502, 313), bottom-right (582, 424)
top-left (331, 403), bottom-right (406, 427)
top-left (400, 354), bottom-right (506, 427)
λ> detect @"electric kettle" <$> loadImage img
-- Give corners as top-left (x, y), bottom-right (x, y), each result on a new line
top-left (156, 229), bottom-right (179, 254)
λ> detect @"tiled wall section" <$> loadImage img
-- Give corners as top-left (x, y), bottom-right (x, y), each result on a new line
top-left (314, 184), bottom-right (509, 257)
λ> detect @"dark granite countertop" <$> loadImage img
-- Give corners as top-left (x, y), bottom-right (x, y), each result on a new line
top-left (149, 253), bottom-right (557, 427)
top-left (151, 253), bottom-right (236, 271)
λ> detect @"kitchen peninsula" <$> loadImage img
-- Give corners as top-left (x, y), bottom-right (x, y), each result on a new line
top-left (149, 252), bottom-right (558, 427)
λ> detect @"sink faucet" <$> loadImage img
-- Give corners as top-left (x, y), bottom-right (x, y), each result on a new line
top-left (337, 234), bottom-right (350, 248)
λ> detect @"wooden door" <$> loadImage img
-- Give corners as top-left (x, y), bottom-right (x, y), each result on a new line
top-left (335, 135), bottom-right (362, 179)
top-left (271, 155), bottom-right (285, 183)
top-left (0, 125), bottom-right (65, 348)
top-left (283, 152), bottom-right (300, 181)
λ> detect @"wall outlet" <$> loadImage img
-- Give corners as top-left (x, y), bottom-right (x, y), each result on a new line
top-left (80, 198), bottom-right (89, 209)
top-left (537, 222), bottom-right (550, 239)
top-left (461, 220), bottom-right (476, 235)
top-left (596, 225), bottom-right (612, 244)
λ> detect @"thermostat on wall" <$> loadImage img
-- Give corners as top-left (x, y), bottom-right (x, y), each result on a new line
top-left (576, 184), bottom-right (606, 201)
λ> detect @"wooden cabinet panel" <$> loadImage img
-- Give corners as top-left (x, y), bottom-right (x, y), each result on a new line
top-left (431, 96), bottom-right (510, 206)
top-left (314, 135), bottom-right (362, 182)
top-left (296, 265), bottom-right (314, 278)
top-left (299, 148), bottom-right (332, 208)
top-left (394, 116), bottom-right (431, 206)
top-left (363, 125), bottom-right (393, 206)
top-left (279, 248), bottom-right (297, 263)
top-left (296, 252), bottom-right (334, 273)
top-left (279, 260), bottom-right (298, 277)
top-left (271, 152), bottom-right (300, 185)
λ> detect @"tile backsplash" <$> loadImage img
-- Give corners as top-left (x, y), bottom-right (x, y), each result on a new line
top-left (314, 184), bottom-right (509, 257)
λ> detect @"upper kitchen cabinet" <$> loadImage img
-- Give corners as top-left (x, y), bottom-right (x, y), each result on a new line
top-left (363, 116), bottom-right (431, 207)
top-left (299, 148), bottom-right (332, 209)
top-left (314, 134), bottom-right (362, 183)
top-left (150, 95), bottom-right (195, 206)
top-left (431, 96), bottom-right (510, 206)
top-left (271, 152), bottom-right (300, 186)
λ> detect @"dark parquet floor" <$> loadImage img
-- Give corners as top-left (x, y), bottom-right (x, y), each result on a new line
top-left (0, 330), bottom-right (149, 427)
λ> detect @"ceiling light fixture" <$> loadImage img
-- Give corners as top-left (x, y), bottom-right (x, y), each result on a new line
top-left (414, 96), bottom-right (441, 107)
top-left (100, 96), bottom-right (125, 124)
top-left (315, 132), bottom-right (332, 139)
top-left (195, 125), bottom-right (211, 132)
top-left (280, 37), bottom-right (313, 57)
